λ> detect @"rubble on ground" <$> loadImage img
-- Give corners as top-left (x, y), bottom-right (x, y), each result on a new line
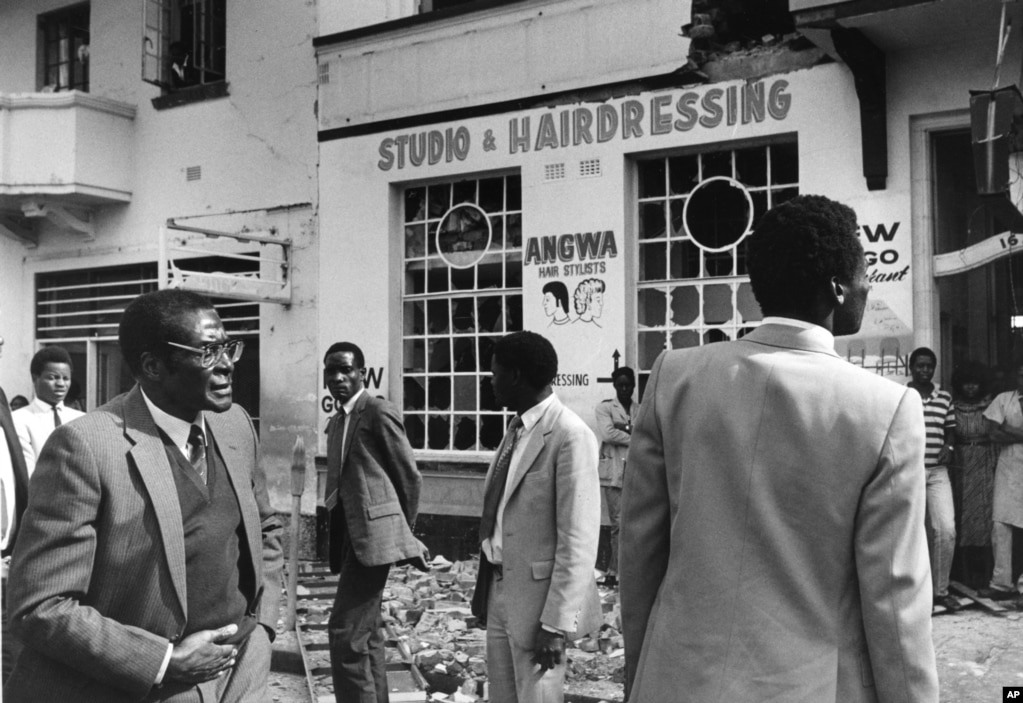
top-left (338, 555), bottom-right (623, 701)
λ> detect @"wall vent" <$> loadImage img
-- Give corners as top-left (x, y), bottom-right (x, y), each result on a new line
top-left (318, 62), bottom-right (331, 85)
top-left (544, 163), bottom-right (566, 181)
top-left (186, 166), bottom-right (202, 182)
top-left (579, 158), bottom-right (602, 178)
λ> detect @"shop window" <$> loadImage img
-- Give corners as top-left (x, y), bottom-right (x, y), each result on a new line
top-left (635, 140), bottom-right (798, 392)
top-left (39, 3), bottom-right (90, 92)
top-left (143, 0), bottom-right (226, 92)
top-left (402, 174), bottom-right (523, 453)
top-left (36, 259), bottom-right (260, 428)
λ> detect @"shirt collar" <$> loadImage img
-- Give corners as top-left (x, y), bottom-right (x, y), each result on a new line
top-left (342, 388), bottom-right (365, 415)
top-left (31, 396), bottom-right (64, 412)
top-left (140, 388), bottom-right (206, 451)
top-left (760, 316), bottom-right (835, 347)
top-left (518, 393), bottom-right (556, 432)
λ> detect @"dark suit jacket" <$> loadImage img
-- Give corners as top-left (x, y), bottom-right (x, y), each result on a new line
top-left (4, 385), bottom-right (283, 702)
top-left (327, 391), bottom-right (422, 571)
top-left (0, 386), bottom-right (30, 557)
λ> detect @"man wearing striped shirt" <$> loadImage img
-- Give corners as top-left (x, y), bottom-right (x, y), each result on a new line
top-left (907, 346), bottom-right (958, 613)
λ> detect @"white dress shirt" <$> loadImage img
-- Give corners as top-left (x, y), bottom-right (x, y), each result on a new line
top-left (12, 397), bottom-right (85, 476)
top-left (760, 316), bottom-right (836, 347)
top-left (482, 393), bottom-right (557, 565)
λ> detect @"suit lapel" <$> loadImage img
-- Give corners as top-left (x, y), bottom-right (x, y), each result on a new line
top-left (504, 400), bottom-right (559, 498)
top-left (122, 386), bottom-right (188, 619)
top-left (205, 410), bottom-right (261, 586)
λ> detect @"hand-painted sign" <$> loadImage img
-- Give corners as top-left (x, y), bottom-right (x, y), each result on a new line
top-left (377, 78), bottom-right (792, 170)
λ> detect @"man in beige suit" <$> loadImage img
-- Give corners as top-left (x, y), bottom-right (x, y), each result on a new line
top-left (472, 330), bottom-right (602, 703)
top-left (622, 195), bottom-right (937, 702)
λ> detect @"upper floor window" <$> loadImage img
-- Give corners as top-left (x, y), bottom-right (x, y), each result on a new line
top-left (39, 3), bottom-right (90, 92)
top-left (143, 0), bottom-right (226, 91)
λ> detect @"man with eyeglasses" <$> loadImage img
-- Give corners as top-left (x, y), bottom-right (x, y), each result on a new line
top-left (4, 289), bottom-right (282, 703)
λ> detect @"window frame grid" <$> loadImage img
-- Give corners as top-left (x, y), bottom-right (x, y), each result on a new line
top-left (40, 3), bottom-right (90, 93)
top-left (634, 141), bottom-right (799, 386)
top-left (402, 174), bottom-right (523, 457)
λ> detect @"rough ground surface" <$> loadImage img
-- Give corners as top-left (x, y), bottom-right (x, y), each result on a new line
top-left (269, 564), bottom-right (1023, 702)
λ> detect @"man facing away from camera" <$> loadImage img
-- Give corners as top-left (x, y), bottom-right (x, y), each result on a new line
top-left (5, 289), bottom-right (282, 703)
top-left (621, 195), bottom-right (938, 702)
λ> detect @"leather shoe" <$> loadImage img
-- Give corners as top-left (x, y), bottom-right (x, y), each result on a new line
top-left (977, 587), bottom-right (1019, 601)
top-left (934, 594), bottom-right (961, 612)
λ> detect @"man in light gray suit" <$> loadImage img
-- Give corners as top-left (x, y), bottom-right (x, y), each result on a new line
top-left (472, 330), bottom-right (602, 703)
top-left (5, 289), bottom-right (282, 703)
top-left (622, 195), bottom-right (938, 702)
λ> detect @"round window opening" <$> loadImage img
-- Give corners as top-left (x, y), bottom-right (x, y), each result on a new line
top-left (682, 177), bottom-right (754, 253)
top-left (436, 203), bottom-right (492, 268)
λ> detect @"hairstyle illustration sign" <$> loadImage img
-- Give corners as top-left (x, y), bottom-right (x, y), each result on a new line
top-left (524, 226), bottom-right (624, 427)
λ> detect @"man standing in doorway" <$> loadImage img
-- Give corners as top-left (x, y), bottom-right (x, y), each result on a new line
top-left (980, 362), bottom-right (1023, 601)
top-left (13, 345), bottom-right (85, 475)
top-left (5, 289), bottom-right (283, 702)
top-left (322, 342), bottom-right (426, 703)
top-left (472, 330), bottom-right (602, 703)
top-left (906, 346), bottom-right (959, 612)
top-left (622, 195), bottom-right (937, 702)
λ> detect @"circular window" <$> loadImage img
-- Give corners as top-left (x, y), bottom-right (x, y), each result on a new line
top-left (682, 177), bottom-right (754, 253)
top-left (436, 203), bottom-right (492, 268)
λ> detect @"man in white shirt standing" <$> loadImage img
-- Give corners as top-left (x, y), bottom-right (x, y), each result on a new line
top-left (12, 345), bottom-right (84, 475)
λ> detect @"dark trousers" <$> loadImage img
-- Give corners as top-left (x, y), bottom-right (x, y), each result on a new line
top-left (328, 541), bottom-right (391, 703)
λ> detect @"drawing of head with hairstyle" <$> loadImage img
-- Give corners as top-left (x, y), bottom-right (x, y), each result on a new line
top-left (573, 278), bottom-right (605, 327)
top-left (542, 281), bottom-right (571, 326)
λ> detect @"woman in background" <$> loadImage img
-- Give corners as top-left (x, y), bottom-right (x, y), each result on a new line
top-left (950, 361), bottom-right (996, 588)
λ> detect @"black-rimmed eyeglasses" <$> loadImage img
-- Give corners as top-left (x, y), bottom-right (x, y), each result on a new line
top-left (165, 339), bottom-right (244, 368)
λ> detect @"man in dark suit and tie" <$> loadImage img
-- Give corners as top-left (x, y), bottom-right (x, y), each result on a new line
top-left (1, 334), bottom-right (32, 685)
top-left (5, 289), bottom-right (283, 702)
top-left (322, 341), bottom-right (425, 702)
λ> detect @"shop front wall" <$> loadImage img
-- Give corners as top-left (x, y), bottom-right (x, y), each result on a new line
top-left (318, 61), bottom-right (913, 458)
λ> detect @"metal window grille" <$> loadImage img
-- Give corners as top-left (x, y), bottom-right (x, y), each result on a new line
top-left (543, 163), bottom-right (566, 182)
top-left (402, 174), bottom-right (523, 453)
top-left (40, 3), bottom-right (90, 92)
top-left (634, 141), bottom-right (799, 391)
top-left (579, 158), bottom-right (602, 178)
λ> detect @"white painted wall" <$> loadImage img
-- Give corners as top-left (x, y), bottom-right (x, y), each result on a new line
top-left (317, 0), bottom-right (691, 130)
top-left (0, 0), bottom-right (321, 511)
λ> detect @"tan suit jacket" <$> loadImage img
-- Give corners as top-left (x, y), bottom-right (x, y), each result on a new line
top-left (622, 324), bottom-right (937, 703)
top-left (5, 385), bottom-right (283, 702)
top-left (472, 396), bottom-right (603, 646)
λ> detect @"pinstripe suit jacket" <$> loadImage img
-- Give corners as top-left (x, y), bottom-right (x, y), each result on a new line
top-left (4, 385), bottom-right (283, 702)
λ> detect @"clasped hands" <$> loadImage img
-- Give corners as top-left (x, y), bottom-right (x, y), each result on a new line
top-left (166, 624), bottom-right (239, 684)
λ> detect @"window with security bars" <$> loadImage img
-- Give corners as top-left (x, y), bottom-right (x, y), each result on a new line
top-left (402, 174), bottom-right (523, 453)
top-left (35, 259), bottom-right (260, 427)
top-left (142, 0), bottom-right (226, 90)
top-left (39, 3), bottom-right (90, 92)
top-left (635, 140), bottom-right (799, 393)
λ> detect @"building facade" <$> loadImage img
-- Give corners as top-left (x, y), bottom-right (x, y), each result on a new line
top-left (314, 0), bottom-right (1023, 517)
top-left (4, 0), bottom-right (1023, 533)
top-left (0, 0), bottom-right (322, 515)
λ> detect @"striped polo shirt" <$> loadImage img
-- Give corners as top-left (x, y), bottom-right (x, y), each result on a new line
top-left (913, 386), bottom-right (956, 468)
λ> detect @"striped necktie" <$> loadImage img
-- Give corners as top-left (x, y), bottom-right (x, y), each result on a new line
top-left (187, 425), bottom-right (207, 484)
top-left (478, 416), bottom-right (524, 544)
